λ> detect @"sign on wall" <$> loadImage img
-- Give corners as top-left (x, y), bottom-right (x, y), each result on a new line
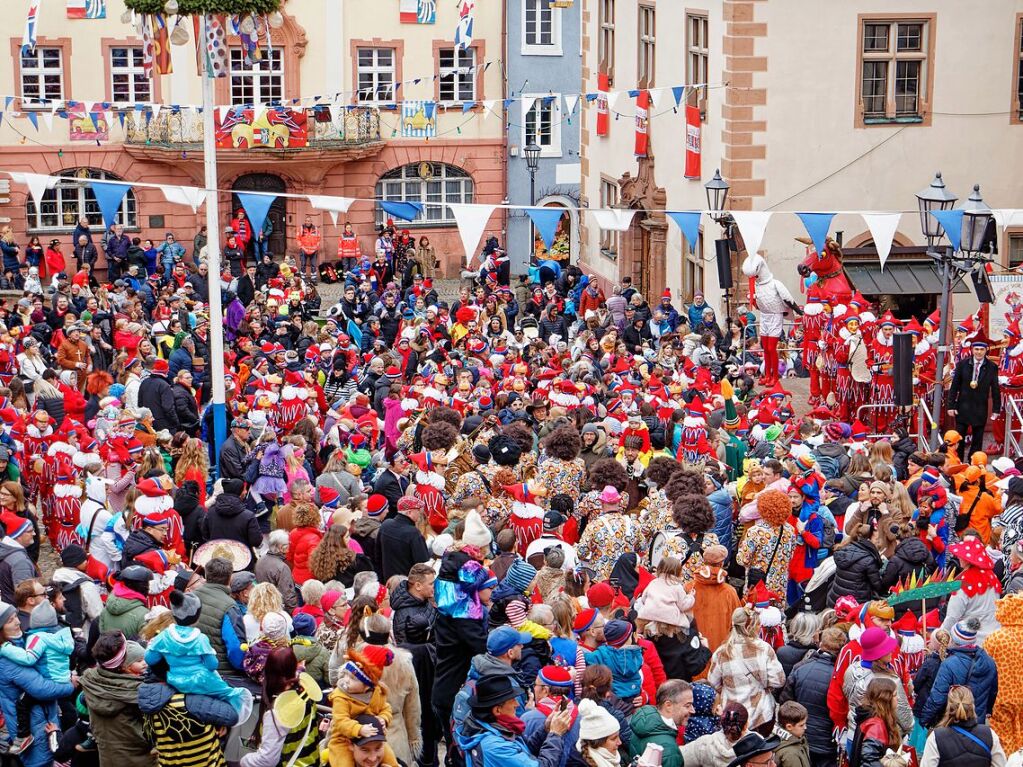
top-left (67, 0), bottom-right (106, 19)
top-left (214, 108), bottom-right (309, 149)
top-left (402, 101), bottom-right (437, 138)
top-left (990, 272), bottom-right (1023, 337)
top-left (400, 0), bottom-right (436, 24)
top-left (67, 108), bottom-right (109, 141)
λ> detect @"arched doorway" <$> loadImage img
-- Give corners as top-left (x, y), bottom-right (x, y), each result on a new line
top-left (231, 174), bottom-right (287, 257)
top-left (533, 196), bottom-right (579, 267)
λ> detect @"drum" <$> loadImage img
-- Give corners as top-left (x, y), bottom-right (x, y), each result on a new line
top-left (850, 338), bottom-right (871, 384)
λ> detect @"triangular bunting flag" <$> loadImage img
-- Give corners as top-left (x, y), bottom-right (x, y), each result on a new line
top-left (930, 209), bottom-right (964, 252)
top-left (308, 194), bottom-right (355, 225)
top-left (671, 86), bottom-right (686, 106)
top-left (461, 101), bottom-right (475, 113)
top-left (9, 172), bottom-right (58, 208)
top-left (90, 180), bottom-right (133, 230)
top-left (731, 211), bottom-right (773, 257)
top-left (649, 88), bottom-right (665, 111)
top-left (992, 209), bottom-right (1023, 231)
top-left (860, 212), bottom-right (901, 271)
top-left (607, 90), bottom-right (625, 113)
top-left (482, 99), bottom-right (497, 116)
top-left (563, 94), bottom-right (579, 115)
top-left (218, 105), bottom-right (231, 123)
top-left (151, 103), bottom-right (162, 121)
top-left (380, 200), bottom-right (423, 221)
top-left (162, 185), bottom-right (208, 213)
top-left (526, 207), bottom-right (565, 250)
top-left (41, 110), bottom-right (53, 131)
top-left (26, 112), bottom-right (38, 130)
top-left (450, 203), bottom-right (496, 265)
top-left (795, 212), bottom-right (836, 255)
top-left (666, 211), bottom-right (702, 253)
top-left (590, 209), bottom-right (636, 232)
top-left (236, 191), bottom-right (276, 235)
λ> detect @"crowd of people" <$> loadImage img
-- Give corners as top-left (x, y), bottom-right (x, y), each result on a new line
top-left (0, 214), bottom-right (1018, 767)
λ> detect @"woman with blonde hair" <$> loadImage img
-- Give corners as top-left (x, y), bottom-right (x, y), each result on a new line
top-left (244, 582), bottom-right (292, 642)
top-left (708, 607), bottom-right (784, 734)
top-left (174, 437), bottom-right (209, 506)
top-left (921, 685), bottom-right (1006, 767)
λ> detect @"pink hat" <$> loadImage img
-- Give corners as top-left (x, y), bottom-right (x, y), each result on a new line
top-left (321, 590), bottom-right (343, 613)
top-left (599, 486), bottom-right (621, 505)
top-left (859, 627), bottom-right (898, 661)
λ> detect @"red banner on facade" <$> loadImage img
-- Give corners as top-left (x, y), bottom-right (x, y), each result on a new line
top-left (684, 104), bottom-right (701, 178)
top-left (214, 108), bottom-right (309, 149)
top-left (596, 72), bottom-right (609, 137)
top-left (634, 89), bottom-right (649, 156)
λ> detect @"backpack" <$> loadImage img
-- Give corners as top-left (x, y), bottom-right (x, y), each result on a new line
top-left (242, 638), bottom-right (277, 683)
top-left (815, 452), bottom-right (843, 481)
top-left (819, 513), bottom-right (836, 552)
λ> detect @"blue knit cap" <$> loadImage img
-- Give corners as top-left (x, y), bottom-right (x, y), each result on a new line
top-left (502, 560), bottom-right (537, 595)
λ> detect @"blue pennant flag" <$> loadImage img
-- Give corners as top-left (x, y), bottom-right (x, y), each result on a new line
top-left (796, 212), bottom-right (836, 255)
top-left (4, 97), bottom-right (13, 112)
top-left (347, 319), bottom-right (363, 351)
top-left (462, 101), bottom-right (475, 113)
top-left (90, 181), bottom-right (132, 230)
top-left (666, 212), bottom-right (702, 254)
top-left (585, 93), bottom-right (599, 102)
top-left (380, 200), bottom-right (423, 221)
top-left (526, 207), bottom-right (565, 251)
top-left (671, 86), bottom-right (686, 106)
top-left (627, 89), bottom-right (640, 98)
top-left (504, 98), bottom-right (514, 108)
top-left (236, 192), bottom-right (276, 237)
top-left (931, 209), bottom-right (964, 252)
top-left (26, 112), bottom-right (38, 130)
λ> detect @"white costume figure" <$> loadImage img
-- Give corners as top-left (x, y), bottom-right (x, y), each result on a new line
top-left (742, 253), bottom-right (796, 386)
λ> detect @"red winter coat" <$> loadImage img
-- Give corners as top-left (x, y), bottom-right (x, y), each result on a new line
top-left (287, 525), bottom-right (323, 585)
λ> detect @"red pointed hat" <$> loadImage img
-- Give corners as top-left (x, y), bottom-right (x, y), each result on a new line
top-left (849, 292), bottom-right (869, 309)
top-left (924, 310), bottom-right (941, 328)
top-left (920, 609), bottom-right (942, 633)
top-left (744, 580), bottom-right (781, 607)
top-left (503, 483), bottom-right (539, 505)
top-left (957, 314), bottom-right (976, 334)
top-left (851, 419), bottom-right (870, 439)
top-left (877, 311), bottom-right (900, 328)
top-left (904, 317), bottom-right (924, 336)
top-left (969, 330), bottom-right (993, 348)
top-left (687, 395), bottom-right (707, 418)
top-left (892, 610), bottom-right (920, 635)
top-left (137, 478), bottom-right (168, 497)
top-left (1004, 318), bottom-right (1022, 340)
top-left (408, 452), bottom-right (435, 473)
top-left (763, 381), bottom-right (792, 399)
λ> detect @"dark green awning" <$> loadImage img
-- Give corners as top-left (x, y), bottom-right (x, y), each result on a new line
top-left (844, 263), bottom-right (970, 296)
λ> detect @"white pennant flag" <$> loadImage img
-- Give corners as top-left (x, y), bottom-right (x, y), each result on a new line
top-left (450, 203), bottom-right (496, 265)
top-left (563, 94), bottom-right (579, 115)
top-left (731, 211), bottom-right (773, 258)
top-left (308, 195), bottom-right (355, 225)
top-left (860, 212), bottom-right (902, 271)
top-left (151, 103), bottom-right (162, 121)
top-left (482, 99), bottom-right (497, 118)
top-left (162, 185), bottom-right (208, 213)
top-left (9, 172), bottom-right (58, 208)
top-left (218, 105), bottom-right (232, 123)
top-left (41, 111), bottom-right (53, 131)
top-left (590, 208), bottom-right (636, 232)
top-left (607, 90), bottom-right (626, 114)
top-left (649, 88), bottom-right (665, 111)
top-left (992, 209), bottom-right (1023, 231)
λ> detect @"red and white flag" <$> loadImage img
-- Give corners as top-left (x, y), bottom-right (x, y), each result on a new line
top-left (634, 89), bottom-right (649, 156)
top-left (684, 104), bottom-right (701, 178)
top-left (596, 72), bottom-right (609, 137)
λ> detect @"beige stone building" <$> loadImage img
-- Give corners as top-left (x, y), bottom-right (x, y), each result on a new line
top-left (1, 0), bottom-right (506, 276)
top-left (579, 0), bottom-right (1023, 318)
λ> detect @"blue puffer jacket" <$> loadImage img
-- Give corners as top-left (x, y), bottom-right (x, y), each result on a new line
top-left (456, 714), bottom-right (564, 767)
top-left (780, 649), bottom-right (837, 757)
top-left (919, 646), bottom-right (998, 727)
top-left (707, 484), bottom-right (734, 554)
top-left (0, 650), bottom-right (75, 767)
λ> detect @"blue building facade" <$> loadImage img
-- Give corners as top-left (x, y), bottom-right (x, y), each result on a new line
top-left (505, 0), bottom-right (582, 274)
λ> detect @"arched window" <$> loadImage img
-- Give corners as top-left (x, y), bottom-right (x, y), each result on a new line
top-left (26, 168), bottom-right (139, 233)
top-left (375, 163), bottom-right (474, 227)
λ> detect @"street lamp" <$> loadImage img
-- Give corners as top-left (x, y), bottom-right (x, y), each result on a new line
top-left (524, 140), bottom-right (541, 259)
top-left (705, 169), bottom-right (730, 222)
top-left (916, 174), bottom-right (994, 449)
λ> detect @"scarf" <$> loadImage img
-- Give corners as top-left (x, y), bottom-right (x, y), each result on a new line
top-left (494, 714), bottom-right (526, 736)
top-left (959, 566), bottom-right (1002, 598)
top-left (582, 747), bottom-right (621, 767)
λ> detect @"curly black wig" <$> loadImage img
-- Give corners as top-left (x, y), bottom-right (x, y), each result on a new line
top-left (586, 458), bottom-right (628, 493)
top-left (421, 421), bottom-right (459, 452)
top-left (501, 421), bottom-right (536, 457)
top-left (645, 456), bottom-right (683, 490)
top-left (543, 425), bottom-right (583, 461)
top-left (488, 434), bottom-right (524, 467)
top-left (671, 494), bottom-right (715, 534)
top-left (429, 406), bottom-right (464, 430)
top-left (664, 470), bottom-right (708, 503)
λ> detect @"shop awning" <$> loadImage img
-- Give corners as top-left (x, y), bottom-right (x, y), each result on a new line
top-left (844, 262), bottom-right (971, 296)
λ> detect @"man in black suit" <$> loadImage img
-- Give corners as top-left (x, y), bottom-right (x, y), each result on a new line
top-left (373, 452), bottom-right (411, 515)
top-left (948, 333), bottom-right (1000, 459)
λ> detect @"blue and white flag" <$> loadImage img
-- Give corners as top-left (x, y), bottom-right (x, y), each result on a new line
top-left (22, 0), bottom-right (41, 54)
top-left (67, 0), bottom-right (106, 19)
top-left (454, 0), bottom-right (474, 50)
top-left (401, 100), bottom-right (436, 138)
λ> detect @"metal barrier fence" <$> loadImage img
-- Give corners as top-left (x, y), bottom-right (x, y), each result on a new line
top-left (1007, 396), bottom-right (1023, 459)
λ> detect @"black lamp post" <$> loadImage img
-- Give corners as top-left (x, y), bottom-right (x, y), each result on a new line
top-left (705, 169), bottom-right (733, 321)
top-left (524, 140), bottom-right (541, 259)
top-left (916, 172), bottom-right (994, 448)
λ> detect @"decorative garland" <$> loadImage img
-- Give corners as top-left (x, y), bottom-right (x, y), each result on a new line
top-left (123, 0), bottom-right (282, 13)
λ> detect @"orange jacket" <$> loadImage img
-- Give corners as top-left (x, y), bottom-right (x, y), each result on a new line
top-left (297, 228), bottom-right (321, 255)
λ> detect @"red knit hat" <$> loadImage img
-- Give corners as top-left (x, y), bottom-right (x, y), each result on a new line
top-left (573, 607), bottom-right (599, 634)
top-left (366, 494), bottom-right (388, 517)
top-left (586, 582), bottom-right (615, 609)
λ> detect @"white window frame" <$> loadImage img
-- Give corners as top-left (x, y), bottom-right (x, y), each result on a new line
top-left (686, 12), bottom-right (709, 110)
top-left (375, 164), bottom-right (475, 228)
top-left (229, 48), bottom-right (284, 105)
top-left (110, 46), bottom-right (151, 104)
top-left (438, 47), bottom-right (477, 103)
top-left (521, 93), bottom-right (562, 158)
top-left (599, 177), bottom-right (620, 259)
top-left (599, 0), bottom-right (615, 80)
top-left (638, 4), bottom-right (656, 88)
top-left (356, 47), bottom-right (396, 103)
top-left (20, 47), bottom-right (64, 106)
top-left (26, 169), bottom-right (138, 233)
top-left (522, 0), bottom-right (563, 56)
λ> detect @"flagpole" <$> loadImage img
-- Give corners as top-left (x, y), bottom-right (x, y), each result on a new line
top-left (201, 16), bottom-right (228, 461)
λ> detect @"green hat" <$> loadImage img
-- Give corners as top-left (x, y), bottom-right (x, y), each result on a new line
top-left (721, 379), bottom-right (740, 430)
top-left (764, 424), bottom-right (783, 442)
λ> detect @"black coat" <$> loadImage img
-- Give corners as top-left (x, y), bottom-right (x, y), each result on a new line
top-left (390, 579), bottom-right (437, 645)
top-left (431, 611), bottom-right (488, 713)
top-left (174, 483), bottom-right (204, 552)
top-left (948, 357), bottom-right (1000, 424)
top-left (377, 513), bottom-right (430, 581)
top-left (776, 640), bottom-right (815, 678)
top-left (137, 374), bottom-right (179, 432)
top-left (218, 435), bottom-right (249, 480)
top-left (913, 651), bottom-right (942, 719)
top-left (373, 469), bottom-right (410, 515)
top-left (827, 538), bottom-right (883, 606)
top-left (171, 382), bottom-right (200, 436)
top-left (650, 627), bottom-right (711, 682)
top-left (880, 536), bottom-right (936, 593)
top-left (781, 650), bottom-right (838, 756)
top-left (201, 494), bottom-right (262, 549)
